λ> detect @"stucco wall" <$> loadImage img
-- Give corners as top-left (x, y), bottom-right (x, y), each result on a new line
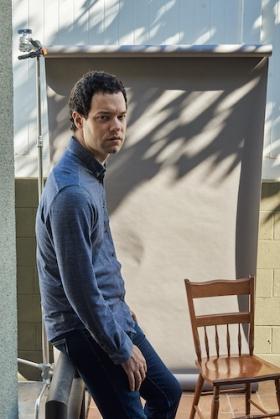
top-left (0, 0), bottom-right (18, 416)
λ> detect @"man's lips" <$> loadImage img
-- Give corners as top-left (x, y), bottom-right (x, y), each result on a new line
top-left (106, 137), bottom-right (122, 142)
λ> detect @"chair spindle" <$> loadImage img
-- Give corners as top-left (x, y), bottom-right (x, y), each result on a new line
top-left (238, 323), bottom-right (242, 356)
top-left (204, 326), bottom-right (210, 359)
top-left (226, 324), bottom-right (230, 357)
top-left (215, 325), bottom-right (220, 358)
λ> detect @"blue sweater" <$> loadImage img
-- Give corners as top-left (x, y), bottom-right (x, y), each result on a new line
top-left (35, 137), bottom-right (135, 364)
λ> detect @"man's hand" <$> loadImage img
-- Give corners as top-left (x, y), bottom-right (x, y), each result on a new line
top-left (121, 345), bottom-right (147, 391)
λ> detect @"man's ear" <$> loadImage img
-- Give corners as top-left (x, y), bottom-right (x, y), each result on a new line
top-left (72, 111), bottom-right (84, 130)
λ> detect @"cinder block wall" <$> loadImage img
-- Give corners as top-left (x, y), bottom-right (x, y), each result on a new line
top-left (16, 179), bottom-right (42, 380)
top-left (256, 182), bottom-right (280, 365)
top-left (16, 179), bottom-right (280, 378)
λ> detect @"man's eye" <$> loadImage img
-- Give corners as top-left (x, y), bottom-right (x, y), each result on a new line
top-left (118, 114), bottom-right (126, 121)
top-left (97, 115), bottom-right (110, 121)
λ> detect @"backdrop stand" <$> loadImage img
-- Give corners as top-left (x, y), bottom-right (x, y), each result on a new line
top-left (17, 28), bottom-right (52, 419)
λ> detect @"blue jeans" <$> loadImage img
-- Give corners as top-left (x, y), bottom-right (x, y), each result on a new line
top-left (53, 324), bottom-right (182, 418)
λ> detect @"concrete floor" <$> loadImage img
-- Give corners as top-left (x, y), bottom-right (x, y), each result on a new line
top-left (18, 381), bottom-right (47, 419)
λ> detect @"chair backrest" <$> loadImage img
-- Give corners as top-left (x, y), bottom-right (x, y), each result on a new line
top-left (185, 276), bottom-right (255, 363)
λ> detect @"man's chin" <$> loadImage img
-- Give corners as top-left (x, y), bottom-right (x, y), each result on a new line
top-left (108, 146), bottom-right (122, 155)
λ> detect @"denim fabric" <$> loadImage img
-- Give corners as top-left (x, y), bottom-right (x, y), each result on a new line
top-left (53, 323), bottom-right (182, 419)
top-left (36, 137), bottom-right (135, 364)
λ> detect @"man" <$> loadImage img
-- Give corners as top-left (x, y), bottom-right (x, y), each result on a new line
top-left (36, 71), bottom-right (181, 418)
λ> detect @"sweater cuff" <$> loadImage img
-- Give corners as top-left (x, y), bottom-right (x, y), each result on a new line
top-left (109, 335), bottom-right (133, 365)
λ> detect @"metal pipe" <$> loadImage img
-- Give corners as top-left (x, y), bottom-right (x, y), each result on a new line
top-left (35, 54), bottom-right (49, 368)
top-left (68, 377), bottom-right (86, 419)
top-left (17, 358), bottom-right (43, 369)
top-left (45, 352), bottom-right (76, 419)
top-left (35, 382), bottom-right (49, 419)
top-left (17, 33), bottom-right (53, 419)
top-left (36, 55), bottom-right (44, 198)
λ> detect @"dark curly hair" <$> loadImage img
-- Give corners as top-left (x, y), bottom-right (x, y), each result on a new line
top-left (68, 70), bottom-right (127, 131)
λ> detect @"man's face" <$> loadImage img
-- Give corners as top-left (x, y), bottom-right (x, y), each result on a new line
top-left (74, 91), bottom-right (127, 162)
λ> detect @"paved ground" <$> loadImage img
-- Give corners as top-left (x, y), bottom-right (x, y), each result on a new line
top-left (18, 381), bottom-right (47, 419)
top-left (18, 379), bottom-right (278, 418)
top-left (87, 381), bottom-right (279, 418)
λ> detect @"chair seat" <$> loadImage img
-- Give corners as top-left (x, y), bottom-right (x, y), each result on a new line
top-left (198, 354), bottom-right (280, 385)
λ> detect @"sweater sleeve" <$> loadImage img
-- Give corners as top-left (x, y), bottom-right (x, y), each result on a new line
top-left (48, 185), bottom-right (133, 364)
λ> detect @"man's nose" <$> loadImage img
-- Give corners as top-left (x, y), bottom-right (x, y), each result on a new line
top-left (110, 117), bottom-right (122, 131)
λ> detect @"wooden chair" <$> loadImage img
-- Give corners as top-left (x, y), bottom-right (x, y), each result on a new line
top-left (185, 276), bottom-right (280, 419)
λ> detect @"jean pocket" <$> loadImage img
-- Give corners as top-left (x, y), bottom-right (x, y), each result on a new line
top-left (52, 337), bottom-right (69, 356)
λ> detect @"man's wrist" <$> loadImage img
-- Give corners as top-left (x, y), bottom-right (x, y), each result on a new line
top-left (109, 335), bottom-right (133, 365)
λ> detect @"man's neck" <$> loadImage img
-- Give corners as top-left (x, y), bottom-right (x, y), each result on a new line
top-left (73, 133), bottom-right (107, 166)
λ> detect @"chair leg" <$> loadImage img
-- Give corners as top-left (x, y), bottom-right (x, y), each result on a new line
top-left (245, 383), bottom-right (251, 416)
top-left (275, 378), bottom-right (280, 411)
top-left (211, 385), bottom-right (220, 419)
top-left (189, 373), bottom-right (204, 419)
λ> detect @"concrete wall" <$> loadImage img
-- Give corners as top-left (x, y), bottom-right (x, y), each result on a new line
top-left (0, 0), bottom-right (18, 417)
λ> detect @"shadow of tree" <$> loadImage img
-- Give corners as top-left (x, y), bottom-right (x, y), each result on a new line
top-left (44, 53), bottom-right (268, 287)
